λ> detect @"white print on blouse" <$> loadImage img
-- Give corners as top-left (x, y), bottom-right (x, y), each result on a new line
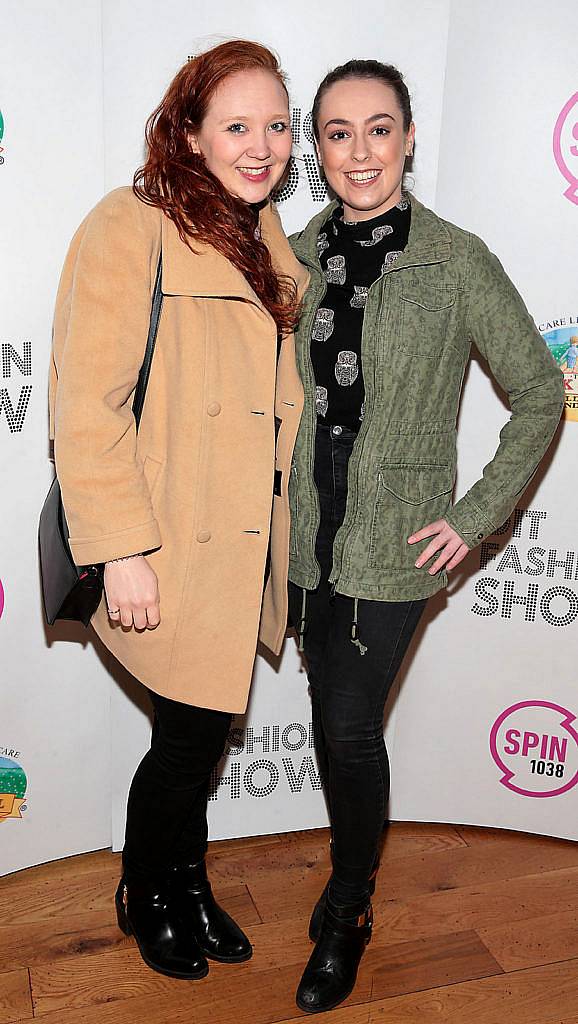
top-left (317, 232), bottom-right (330, 256)
top-left (396, 197), bottom-right (410, 211)
top-left (335, 350), bottom-right (359, 386)
top-left (312, 308), bottom-right (335, 342)
top-left (316, 385), bottom-right (329, 417)
top-left (350, 286), bottom-right (368, 309)
top-left (380, 250), bottom-right (402, 273)
top-left (325, 255), bottom-right (346, 285)
top-left (355, 224), bottom-right (394, 247)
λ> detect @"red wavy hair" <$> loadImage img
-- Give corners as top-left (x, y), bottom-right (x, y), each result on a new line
top-left (134, 40), bottom-right (299, 334)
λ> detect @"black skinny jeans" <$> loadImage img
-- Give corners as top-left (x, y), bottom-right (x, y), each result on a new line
top-left (123, 688), bottom-right (232, 882)
top-left (288, 424), bottom-right (426, 909)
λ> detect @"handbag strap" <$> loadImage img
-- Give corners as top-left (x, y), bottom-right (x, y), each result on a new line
top-left (132, 255), bottom-right (163, 429)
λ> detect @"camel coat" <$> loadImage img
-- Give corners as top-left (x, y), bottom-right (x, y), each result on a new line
top-left (49, 187), bottom-right (307, 712)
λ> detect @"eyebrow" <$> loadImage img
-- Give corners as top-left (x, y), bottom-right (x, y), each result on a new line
top-left (217, 113), bottom-right (289, 123)
top-left (323, 112), bottom-right (396, 129)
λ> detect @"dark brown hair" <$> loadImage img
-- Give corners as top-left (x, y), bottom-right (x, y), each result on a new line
top-left (134, 40), bottom-right (299, 334)
top-left (312, 59), bottom-right (413, 139)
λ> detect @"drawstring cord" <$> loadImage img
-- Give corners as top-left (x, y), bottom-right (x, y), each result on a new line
top-left (298, 588), bottom-right (308, 652)
top-left (350, 597), bottom-right (368, 656)
top-left (298, 588), bottom-right (367, 656)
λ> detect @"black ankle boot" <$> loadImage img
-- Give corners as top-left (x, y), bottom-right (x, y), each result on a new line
top-left (309, 855), bottom-right (379, 943)
top-left (296, 899), bottom-right (373, 1014)
top-left (169, 861), bottom-right (252, 963)
top-left (115, 876), bottom-right (208, 979)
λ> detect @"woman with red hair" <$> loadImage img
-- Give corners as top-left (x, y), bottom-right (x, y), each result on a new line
top-left (49, 40), bottom-right (306, 980)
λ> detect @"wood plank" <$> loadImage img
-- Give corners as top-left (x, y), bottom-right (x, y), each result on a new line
top-left (367, 929), bottom-right (502, 1000)
top-left (365, 958), bottom-right (578, 1024)
top-left (456, 825), bottom-right (577, 850)
top-left (1, 851), bottom-right (120, 889)
top-left (0, 914), bottom-right (129, 972)
top-left (369, 866), bottom-right (578, 947)
top-left (0, 969), bottom-right (32, 1023)
top-left (212, 824), bottom-right (466, 892)
top-left (0, 865), bottom-right (251, 926)
top-left (208, 833), bottom-right (283, 854)
top-left (280, 1008), bottom-right (370, 1024)
top-left (30, 957), bottom-right (369, 1024)
top-left (377, 836), bottom-right (578, 902)
top-left (478, 907), bottom-right (578, 971)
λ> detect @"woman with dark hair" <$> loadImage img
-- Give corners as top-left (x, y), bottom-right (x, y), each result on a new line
top-left (49, 39), bottom-right (306, 980)
top-left (288, 60), bottom-right (564, 1012)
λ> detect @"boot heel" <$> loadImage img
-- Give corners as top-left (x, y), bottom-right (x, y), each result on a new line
top-left (115, 886), bottom-right (132, 936)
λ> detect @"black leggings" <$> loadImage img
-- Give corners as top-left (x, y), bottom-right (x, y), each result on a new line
top-left (122, 688), bottom-right (232, 881)
top-left (288, 424), bottom-right (426, 908)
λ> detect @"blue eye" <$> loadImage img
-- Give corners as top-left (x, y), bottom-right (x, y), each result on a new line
top-left (228, 123), bottom-right (246, 133)
top-left (270, 121), bottom-right (289, 133)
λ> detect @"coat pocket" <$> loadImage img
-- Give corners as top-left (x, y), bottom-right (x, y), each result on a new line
top-left (368, 461), bottom-right (454, 570)
top-left (399, 284), bottom-right (457, 355)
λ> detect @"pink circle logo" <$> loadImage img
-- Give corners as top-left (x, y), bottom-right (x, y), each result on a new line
top-left (553, 92), bottom-right (578, 205)
top-left (0, 578), bottom-right (4, 620)
top-left (490, 701), bottom-right (578, 798)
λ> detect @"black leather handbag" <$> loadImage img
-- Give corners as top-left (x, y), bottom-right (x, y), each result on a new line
top-left (39, 258), bottom-right (163, 627)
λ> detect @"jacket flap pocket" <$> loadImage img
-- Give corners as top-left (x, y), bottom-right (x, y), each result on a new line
top-left (379, 461), bottom-right (453, 505)
top-left (401, 284), bottom-right (456, 312)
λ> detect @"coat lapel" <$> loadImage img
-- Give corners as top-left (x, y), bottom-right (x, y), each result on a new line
top-left (160, 202), bottom-right (307, 305)
top-left (161, 212), bottom-right (259, 303)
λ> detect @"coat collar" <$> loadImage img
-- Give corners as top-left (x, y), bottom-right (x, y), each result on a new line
top-left (161, 202), bottom-right (304, 305)
top-left (290, 194), bottom-right (452, 273)
top-left (161, 209), bottom-right (258, 302)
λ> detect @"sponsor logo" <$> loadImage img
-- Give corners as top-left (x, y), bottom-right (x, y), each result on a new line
top-left (490, 701), bottom-right (578, 798)
top-left (0, 755), bottom-right (27, 822)
top-left (1, 340), bottom-right (33, 434)
top-left (472, 507), bottom-right (578, 629)
top-left (272, 109), bottom-right (327, 206)
top-left (553, 93), bottom-right (578, 205)
top-left (0, 109), bottom-right (4, 166)
top-left (0, 578), bottom-right (4, 620)
top-left (210, 719), bottom-right (322, 801)
top-left (539, 318), bottom-right (578, 422)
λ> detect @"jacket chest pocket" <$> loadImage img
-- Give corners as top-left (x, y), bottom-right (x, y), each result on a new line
top-left (399, 285), bottom-right (457, 355)
top-left (368, 461), bottom-right (454, 571)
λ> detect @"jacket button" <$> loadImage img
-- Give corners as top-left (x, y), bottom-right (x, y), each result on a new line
top-left (477, 532), bottom-right (484, 540)
top-left (207, 402), bottom-right (221, 417)
top-left (197, 530), bottom-right (211, 543)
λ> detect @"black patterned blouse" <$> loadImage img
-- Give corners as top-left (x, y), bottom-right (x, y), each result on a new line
top-left (311, 197), bottom-right (411, 431)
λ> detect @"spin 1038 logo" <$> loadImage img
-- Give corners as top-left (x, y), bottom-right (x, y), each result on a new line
top-left (490, 701), bottom-right (578, 798)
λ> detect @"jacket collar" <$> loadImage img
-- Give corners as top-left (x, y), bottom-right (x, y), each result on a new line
top-left (290, 193), bottom-right (452, 273)
top-left (161, 202), bottom-right (291, 305)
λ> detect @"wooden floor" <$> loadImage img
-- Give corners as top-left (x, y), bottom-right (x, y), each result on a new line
top-left (2, 823), bottom-right (578, 1023)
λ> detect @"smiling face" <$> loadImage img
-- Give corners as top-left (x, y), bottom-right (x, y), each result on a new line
top-left (189, 67), bottom-right (292, 204)
top-left (316, 77), bottom-right (415, 221)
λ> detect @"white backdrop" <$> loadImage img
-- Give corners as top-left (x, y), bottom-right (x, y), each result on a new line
top-left (101, 0), bottom-right (452, 848)
top-left (1, 2), bottom-right (111, 875)
top-left (389, 0), bottom-right (578, 840)
top-left (1, 0), bottom-right (576, 876)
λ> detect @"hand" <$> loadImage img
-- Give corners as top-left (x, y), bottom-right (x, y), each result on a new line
top-left (407, 519), bottom-right (470, 575)
top-left (104, 555), bottom-right (160, 629)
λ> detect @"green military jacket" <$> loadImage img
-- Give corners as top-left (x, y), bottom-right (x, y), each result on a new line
top-left (288, 195), bottom-right (564, 602)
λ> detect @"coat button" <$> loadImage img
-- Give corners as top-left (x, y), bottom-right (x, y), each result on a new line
top-left (197, 530), bottom-right (211, 543)
top-left (207, 402), bottom-right (221, 417)
top-left (477, 532), bottom-right (484, 540)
